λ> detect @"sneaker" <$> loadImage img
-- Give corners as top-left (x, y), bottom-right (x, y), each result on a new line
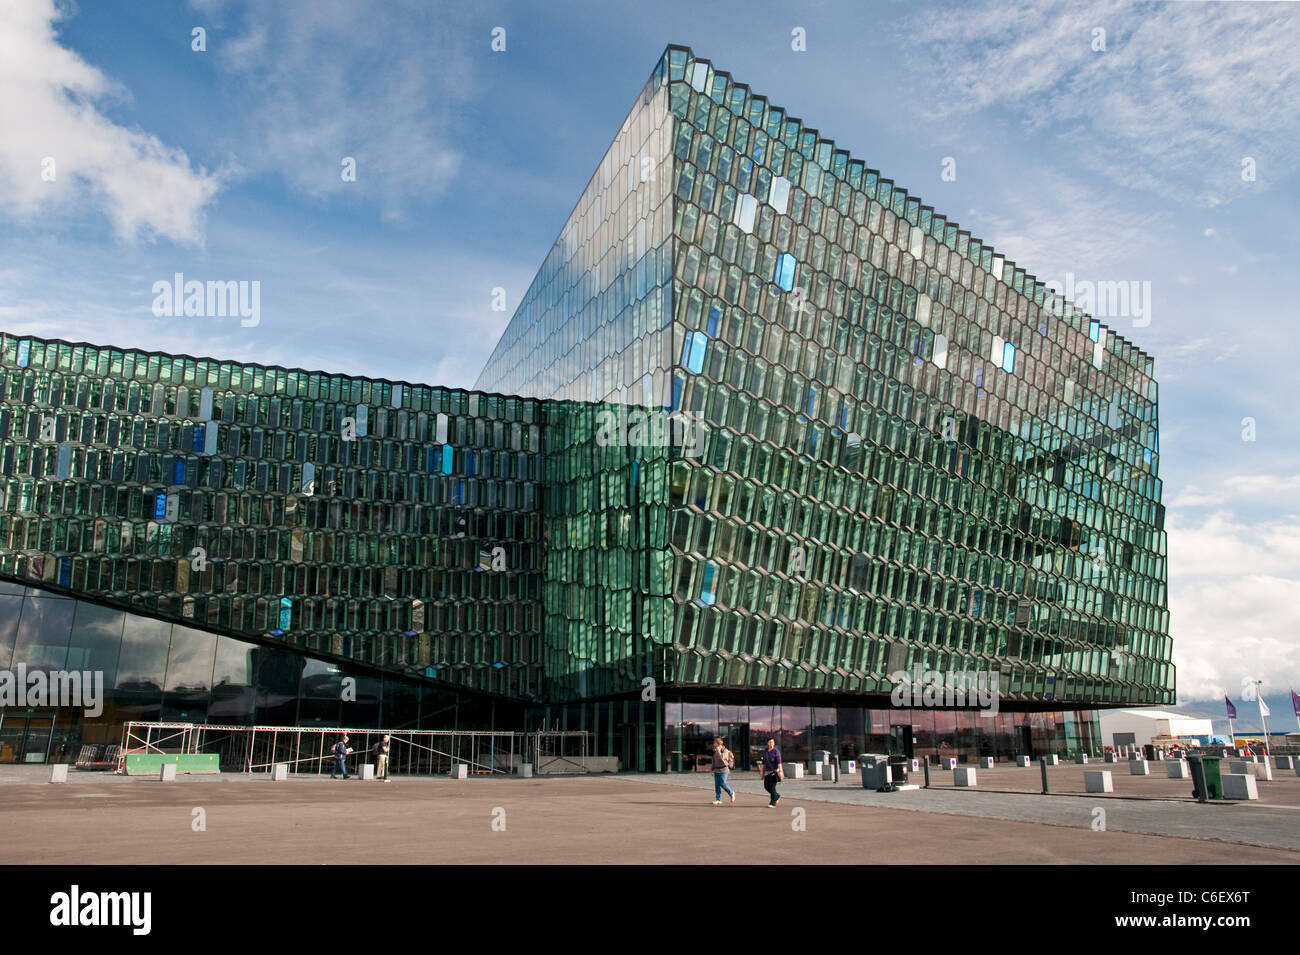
top-left (767, 803), bottom-right (775, 809)
top-left (773, 796), bottom-right (781, 807)
top-left (730, 792), bottom-right (736, 804)
top-left (712, 800), bottom-right (722, 805)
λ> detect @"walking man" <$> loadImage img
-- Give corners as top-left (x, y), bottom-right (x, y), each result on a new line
top-left (710, 737), bottom-right (736, 805)
top-left (761, 737), bottom-right (783, 808)
top-left (329, 734), bottom-right (353, 779)
top-left (372, 735), bottom-right (391, 781)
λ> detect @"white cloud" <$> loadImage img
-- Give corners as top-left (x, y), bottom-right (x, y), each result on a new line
top-left (1167, 498), bottom-right (1300, 700)
top-left (0, 0), bottom-right (220, 245)
top-left (196, 0), bottom-right (475, 221)
top-left (907, 0), bottom-right (1300, 206)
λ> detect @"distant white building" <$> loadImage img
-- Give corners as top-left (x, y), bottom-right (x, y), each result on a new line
top-left (1100, 709), bottom-right (1215, 749)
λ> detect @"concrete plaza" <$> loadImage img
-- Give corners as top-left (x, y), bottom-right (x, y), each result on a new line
top-left (0, 763), bottom-right (1296, 864)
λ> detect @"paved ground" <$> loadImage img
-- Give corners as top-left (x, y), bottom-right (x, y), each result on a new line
top-left (0, 765), bottom-right (1296, 864)
top-left (918, 759), bottom-right (1300, 806)
top-left (642, 766), bottom-right (1300, 852)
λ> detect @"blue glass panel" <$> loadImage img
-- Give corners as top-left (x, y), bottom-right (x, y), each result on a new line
top-left (192, 424), bottom-right (205, 452)
top-left (441, 445), bottom-right (453, 474)
top-left (701, 562), bottom-right (717, 605)
top-left (775, 253), bottom-right (796, 291)
top-left (153, 494), bottom-right (167, 520)
top-left (707, 307), bottom-right (721, 337)
top-left (17, 341), bottom-right (29, 368)
top-left (687, 331), bottom-right (707, 374)
top-left (1089, 320), bottom-right (1101, 342)
top-left (279, 598), bottom-right (292, 630)
top-left (173, 458), bottom-right (186, 485)
top-left (1002, 342), bottom-right (1016, 373)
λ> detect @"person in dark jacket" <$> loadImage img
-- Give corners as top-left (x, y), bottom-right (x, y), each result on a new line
top-left (761, 738), bottom-right (783, 807)
top-left (372, 735), bottom-right (391, 781)
top-left (329, 735), bottom-right (353, 779)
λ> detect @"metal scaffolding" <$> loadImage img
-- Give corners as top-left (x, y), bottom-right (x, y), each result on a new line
top-left (119, 722), bottom-right (592, 776)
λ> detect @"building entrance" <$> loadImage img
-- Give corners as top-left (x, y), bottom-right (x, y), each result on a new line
top-left (1017, 725), bottom-right (1034, 758)
top-left (890, 724), bottom-right (914, 759)
top-left (0, 712), bottom-right (55, 763)
top-left (719, 722), bottom-right (750, 771)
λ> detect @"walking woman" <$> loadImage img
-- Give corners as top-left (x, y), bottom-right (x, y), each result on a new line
top-left (711, 737), bottom-right (736, 805)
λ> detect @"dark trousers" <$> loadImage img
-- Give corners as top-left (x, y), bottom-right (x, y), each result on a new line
top-left (330, 756), bottom-right (348, 779)
top-left (764, 772), bottom-right (781, 805)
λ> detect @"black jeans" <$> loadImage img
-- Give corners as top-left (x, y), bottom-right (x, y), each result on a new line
top-left (763, 772), bottom-right (781, 805)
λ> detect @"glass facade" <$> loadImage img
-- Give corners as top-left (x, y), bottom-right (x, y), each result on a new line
top-left (656, 47), bottom-right (1172, 710)
top-left (0, 46), bottom-right (1171, 766)
top-left (0, 580), bottom-right (518, 763)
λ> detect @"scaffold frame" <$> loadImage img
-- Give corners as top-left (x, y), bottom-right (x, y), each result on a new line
top-left (119, 722), bottom-right (592, 775)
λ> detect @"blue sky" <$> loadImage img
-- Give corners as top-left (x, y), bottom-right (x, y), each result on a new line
top-left (2, 0), bottom-right (1297, 710)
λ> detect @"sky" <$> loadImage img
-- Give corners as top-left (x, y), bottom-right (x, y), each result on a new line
top-left (1, 0), bottom-right (1297, 712)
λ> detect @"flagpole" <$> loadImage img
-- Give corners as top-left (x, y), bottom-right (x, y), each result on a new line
top-left (1257, 682), bottom-right (1270, 759)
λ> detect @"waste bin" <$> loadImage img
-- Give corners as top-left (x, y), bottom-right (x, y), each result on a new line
top-left (858, 754), bottom-right (892, 791)
top-left (1192, 755), bottom-right (1223, 800)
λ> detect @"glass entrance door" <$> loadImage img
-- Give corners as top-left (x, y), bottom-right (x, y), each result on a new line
top-left (719, 722), bottom-right (750, 771)
top-left (0, 714), bottom-right (55, 763)
top-left (1017, 725), bottom-right (1034, 759)
top-left (890, 724), bottom-right (914, 759)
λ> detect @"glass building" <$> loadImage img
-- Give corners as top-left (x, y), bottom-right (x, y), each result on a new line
top-left (0, 46), bottom-right (1171, 770)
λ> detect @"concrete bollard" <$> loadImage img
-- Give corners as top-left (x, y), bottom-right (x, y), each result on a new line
top-left (1228, 761), bottom-right (1250, 775)
top-left (1075, 753), bottom-right (1089, 764)
top-left (1166, 759), bottom-right (1190, 779)
top-left (1222, 773), bottom-right (1258, 800)
top-left (980, 757), bottom-right (994, 769)
top-left (271, 763), bottom-right (288, 781)
top-left (844, 760), bottom-right (857, 774)
top-left (821, 763), bottom-right (834, 781)
top-left (449, 763), bottom-right (468, 779)
top-left (360, 763), bottom-right (375, 780)
top-left (1247, 762), bottom-right (1273, 782)
top-left (1274, 756), bottom-right (1294, 770)
top-left (515, 763), bottom-right (533, 778)
top-left (908, 758), bottom-right (920, 774)
top-left (50, 764), bottom-right (69, 783)
top-left (1044, 754), bottom-right (1060, 766)
top-left (1016, 755), bottom-right (1031, 767)
top-left (789, 763), bottom-right (805, 779)
top-left (943, 757), bottom-right (957, 770)
top-left (1084, 770), bottom-right (1113, 793)
top-left (953, 767), bottom-right (976, 787)
top-left (1130, 759), bottom-right (1150, 775)
top-left (160, 763), bottom-right (177, 781)
top-left (1104, 752), bottom-right (1117, 763)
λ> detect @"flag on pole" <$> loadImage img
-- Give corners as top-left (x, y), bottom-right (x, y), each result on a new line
top-left (1259, 697), bottom-right (1270, 718)
top-left (1224, 696), bottom-right (1237, 720)
top-left (1291, 689), bottom-right (1300, 718)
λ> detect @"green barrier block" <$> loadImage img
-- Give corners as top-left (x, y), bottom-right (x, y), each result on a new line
top-left (123, 753), bottom-right (220, 775)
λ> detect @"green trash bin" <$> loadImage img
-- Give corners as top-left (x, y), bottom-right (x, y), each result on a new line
top-left (1190, 755), bottom-right (1223, 800)
top-left (1201, 756), bottom-right (1223, 799)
